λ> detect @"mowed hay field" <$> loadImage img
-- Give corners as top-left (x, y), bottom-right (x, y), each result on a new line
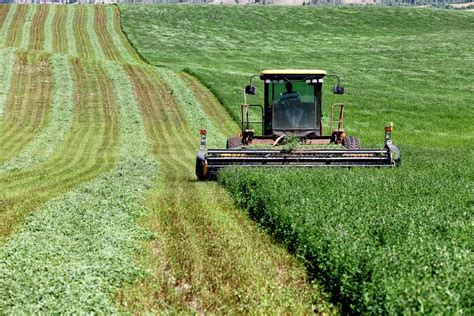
top-left (120, 5), bottom-right (474, 314)
top-left (0, 4), bottom-right (332, 314)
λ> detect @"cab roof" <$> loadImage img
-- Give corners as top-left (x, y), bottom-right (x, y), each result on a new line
top-left (261, 69), bottom-right (327, 76)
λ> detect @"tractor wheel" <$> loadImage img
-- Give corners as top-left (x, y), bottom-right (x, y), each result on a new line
top-left (343, 136), bottom-right (361, 150)
top-left (226, 137), bottom-right (242, 149)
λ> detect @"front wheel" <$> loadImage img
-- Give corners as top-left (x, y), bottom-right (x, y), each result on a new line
top-left (343, 136), bottom-right (361, 150)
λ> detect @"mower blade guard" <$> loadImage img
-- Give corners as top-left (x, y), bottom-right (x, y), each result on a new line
top-left (198, 146), bottom-right (400, 180)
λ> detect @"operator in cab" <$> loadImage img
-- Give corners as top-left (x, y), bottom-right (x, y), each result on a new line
top-left (278, 82), bottom-right (304, 128)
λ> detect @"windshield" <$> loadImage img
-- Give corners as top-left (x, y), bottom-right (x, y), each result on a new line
top-left (270, 80), bottom-right (318, 130)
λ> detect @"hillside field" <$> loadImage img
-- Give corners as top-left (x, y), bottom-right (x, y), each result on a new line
top-left (0, 3), bottom-right (471, 314)
top-left (120, 5), bottom-right (474, 314)
top-left (0, 4), bottom-right (330, 314)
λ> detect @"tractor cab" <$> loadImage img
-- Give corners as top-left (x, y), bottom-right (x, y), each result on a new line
top-left (242, 69), bottom-right (344, 145)
top-left (260, 70), bottom-right (327, 138)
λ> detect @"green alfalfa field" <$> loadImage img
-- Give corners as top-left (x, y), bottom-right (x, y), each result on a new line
top-left (0, 3), bottom-right (471, 314)
top-left (0, 4), bottom-right (332, 314)
top-left (120, 4), bottom-right (474, 314)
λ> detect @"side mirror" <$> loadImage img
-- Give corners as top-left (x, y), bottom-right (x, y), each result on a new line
top-left (245, 85), bottom-right (256, 95)
top-left (333, 85), bottom-right (344, 95)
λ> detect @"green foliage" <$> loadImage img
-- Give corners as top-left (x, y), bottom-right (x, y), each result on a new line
top-left (120, 5), bottom-right (474, 148)
top-left (121, 5), bottom-right (474, 313)
top-left (0, 157), bottom-right (157, 313)
top-left (43, 4), bottom-right (55, 52)
top-left (219, 147), bottom-right (473, 314)
top-left (0, 41), bottom-right (158, 313)
top-left (158, 67), bottom-right (226, 148)
top-left (0, 5), bottom-right (17, 46)
top-left (0, 47), bottom-right (16, 116)
top-left (0, 53), bottom-right (74, 172)
top-left (19, 5), bottom-right (34, 50)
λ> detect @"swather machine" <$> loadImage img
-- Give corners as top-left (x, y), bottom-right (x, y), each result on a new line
top-left (196, 70), bottom-right (400, 180)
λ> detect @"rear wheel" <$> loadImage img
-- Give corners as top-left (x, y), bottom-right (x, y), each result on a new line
top-left (226, 137), bottom-right (242, 149)
top-left (343, 136), bottom-right (361, 150)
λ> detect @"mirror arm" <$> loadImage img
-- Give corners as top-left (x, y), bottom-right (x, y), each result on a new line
top-left (327, 74), bottom-right (341, 86)
top-left (249, 74), bottom-right (259, 86)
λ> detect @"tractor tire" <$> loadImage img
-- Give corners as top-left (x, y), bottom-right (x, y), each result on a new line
top-left (226, 137), bottom-right (242, 149)
top-left (343, 136), bottom-right (361, 150)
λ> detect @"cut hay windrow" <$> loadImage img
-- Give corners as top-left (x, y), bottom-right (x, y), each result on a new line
top-left (51, 5), bottom-right (68, 54)
top-left (72, 5), bottom-right (94, 59)
top-left (158, 67), bottom-right (225, 148)
top-left (0, 47), bottom-right (16, 117)
top-left (28, 5), bottom-right (49, 51)
top-left (4, 4), bottom-right (27, 48)
top-left (42, 4), bottom-right (54, 52)
top-left (0, 62), bottom-right (157, 313)
top-left (116, 65), bottom-right (323, 314)
top-left (94, 5), bottom-right (121, 62)
top-left (124, 65), bottom-right (188, 158)
top-left (65, 5), bottom-right (76, 56)
top-left (0, 58), bottom-right (119, 239)
top-left (87, 5), bottom-right (105, 60)
top-left (19, 5), bottom-right (35, 50)
top-left (0, 5), bottom-right (10, 29)
top-left (180, 72), bottom-right (239, 137)
top-left (109, 6), bottom-right (141, 64)
top-left (0, 54), bottom-right (74, 173)
top-left (0, 4), bottom-right (332, 313)
top-left (0, 5), bottom-right (15, 47)
top-left (0, 52), bottom-right (53, 164)
top-left (120, 5), bottom-right (473, 313)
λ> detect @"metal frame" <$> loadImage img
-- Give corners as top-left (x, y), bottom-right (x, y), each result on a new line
top-left (241, 103), bottom-right (264, 132)
top-left (329, 103), bottom-right (345, 134)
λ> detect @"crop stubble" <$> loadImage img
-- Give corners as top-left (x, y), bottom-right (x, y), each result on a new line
top-left (4, 5), bottom-right (27, 48)
top-left (94, 5), bottom-right (122, 62)
top-left (0, 4), bottom-right (330, 314)
top-left (180, 72), bottom-right (239, 136)
top-left (0, 5), bottom-right (10, 28)
top-left (0, 52), bottom-right (52, 164)
top-left (28, 5), bottom-right (49, 51)
top-left (116, 65), bottom-right (325, 314)
top-left (109, 6), bottom-right (141, 63)
top-left (51, 6), bottom-right (68, 53)
top-left (0, 58), bottom-right (118, 238)
top-left (72, 5), bottom-right (94, 59)
top-left (0, 54), bottom-right (74, 172)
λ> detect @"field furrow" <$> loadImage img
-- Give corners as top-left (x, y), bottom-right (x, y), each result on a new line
top-left (0, 5), bottom-right (10, 29)
top-left (51, 5), bottom-right (68, 53)
top-left (28, 5), bottom-right (49, 51)
top-left (180, 72), bottom-right (239, 137)
top-left (72, 5), bottom-right (94, 59)
top-left (158, 67), bottom-right (224, 148)
top-left (115, 65), bottom-right (326, 314)
top-left (87, 5), bottom-right (105, 60)
top-left (0, 5), bottom-right (15, 46)
top-left (0, 52), bottom-right (53, 163)
top-left (94, 5), bottom-right (121, 62)
top-left (0, 4), bottom-right (336, 314)
top-left (0, 48), bottom-right (16, 117)
top-left (0, 61), bottom-right (157, 313)
top-left (42, 4), bottom-right (54, 52)
top-left (0, 58), bottom-right (118, 239)
top-left (4, 4), bottom-right (27, 47)
top-left (118, 5), bottom-right (474, 313)
top-left (65, 5), bottom-right (76, 56)
top-left (1, 54), bottom-right (74, 172)
top-left (19, 5), bottom-right (34, 50)
top-left (110, 6), bottom-right (140, 63)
